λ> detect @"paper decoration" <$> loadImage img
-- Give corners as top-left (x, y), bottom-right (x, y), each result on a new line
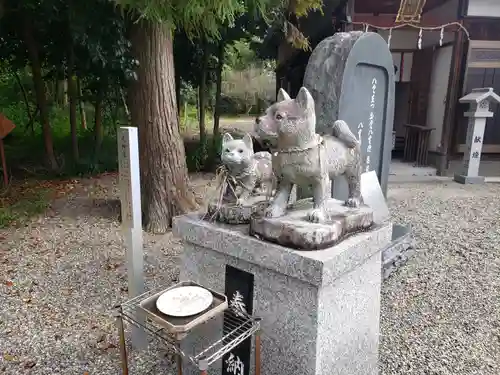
top-left (396, 0), bottom-right (427, 23)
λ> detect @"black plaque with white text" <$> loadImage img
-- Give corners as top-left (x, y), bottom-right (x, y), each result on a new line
top-left (221, 265), bottom-right (254, 375)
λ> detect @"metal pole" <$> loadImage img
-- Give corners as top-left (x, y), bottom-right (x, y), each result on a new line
top-left (255, 318), bottom-right (262, 375)
top-left (177, 353), bottom-right (183, 375)
top-left (198, 357), bottom-right (208, 375)
top-left (115, 310), bottom-right (129, 375)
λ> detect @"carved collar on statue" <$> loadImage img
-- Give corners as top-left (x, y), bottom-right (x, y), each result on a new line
top-left (275, 134), bottom-right (324, 154)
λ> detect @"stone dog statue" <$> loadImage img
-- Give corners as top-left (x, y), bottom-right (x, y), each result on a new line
top-left (254, 86), bottom-right (363, 223)
top-left (220, 132), bottom-right (274, 205)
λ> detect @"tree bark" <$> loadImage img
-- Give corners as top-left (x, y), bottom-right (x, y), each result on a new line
top-left (77, 77), bottom-right (87, 130)
top-left (13, 70), bottom-right (33, 126)
top-left (198, 37), bottom-right (209, 146)
top-left (56, 80), bottom-right (68, 106)
top-left (22, 15), bottom-right (58, 171)
top-left (67, 42), bottom-right (79, 161)
top-left (213, 40), bottom-right (225, 143)
top-left (129, 19), bottom-right (198, 233)
top-left (175, 62), bottom-right (181, 120)
top-left (93, 86), bottom-right (104, 158)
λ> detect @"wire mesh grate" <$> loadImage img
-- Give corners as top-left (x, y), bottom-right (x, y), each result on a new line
top-left (118, 284), bottom-right (261, 367)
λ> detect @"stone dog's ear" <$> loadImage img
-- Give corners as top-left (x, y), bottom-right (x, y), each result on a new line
top-left (222, 132), bottom-right (233, 145)
top-left (295, 87), bottom-right (314, 111)
top-left (277, 88), bottom-right (291, 102)
top-left (242, 133), bottom-right (253, 151)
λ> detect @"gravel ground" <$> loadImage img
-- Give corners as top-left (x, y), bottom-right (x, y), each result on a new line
top-left (0, 176), bottom-right (499, 374)
top-left (382, 182), bottom-right (500, 375)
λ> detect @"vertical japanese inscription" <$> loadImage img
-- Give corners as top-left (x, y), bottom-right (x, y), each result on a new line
top-left (366, 78), bottom-right (377, 172)
top-left (222, 266), bottom-right (254, 375)
top-left (118, 130), bottom-right (133, 224)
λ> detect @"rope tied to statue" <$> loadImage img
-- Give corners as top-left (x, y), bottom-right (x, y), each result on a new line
top-left (275, 134), bottom-right (326, 176)
top-left (203, 163), bottom-right (274, 222)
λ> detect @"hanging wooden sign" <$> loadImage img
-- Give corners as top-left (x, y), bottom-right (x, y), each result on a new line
top-left (0, 113), bottom-right (15, 140)
top-left (395, 0), bottom-right (427, 23)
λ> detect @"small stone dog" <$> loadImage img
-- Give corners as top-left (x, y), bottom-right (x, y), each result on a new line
top-left (254, 86), bottom-right (363, 223)
top-left (220, 133), bottom-right (273, 205)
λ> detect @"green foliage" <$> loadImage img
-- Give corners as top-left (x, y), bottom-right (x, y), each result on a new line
top-left (71, 0), bottom-right (138, 101)
top-left (0, 67), bottom-right (121, 176)
top-left (185, 133), bottom-right (223, 172)
top-left (220, 61), bottom-right (275, 115)
top-left (0, 0), bottom-right (324, 184)
top-left (114, 0), bottom-right (247, 39)
top-left (225, 40), bottom-right (259, 70)
top-left (3, 107), bottom-right (120, 177)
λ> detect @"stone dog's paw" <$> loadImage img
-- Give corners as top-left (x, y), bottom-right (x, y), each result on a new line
top-left (307, 208), bottom-right (327, 223)
top-left (264, 204), bottom-right (286, 218)
top-left (345, 197), bottom-right (361, 208)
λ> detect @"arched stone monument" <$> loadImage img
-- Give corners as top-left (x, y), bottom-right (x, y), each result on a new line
top-left (303, 31), bottom-right (395, 198)
top-left (304, 31), bottom-right (413, 279)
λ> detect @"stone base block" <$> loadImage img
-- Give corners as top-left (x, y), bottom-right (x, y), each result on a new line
top-left (249, 198), bottom-right (374, 250)
top-left (173, 214), bottom-right (392, 375)
top-left (382, 223), bottom-right (415, 280)
top-left (453, 174), bottom-right (485, 184)
top-left (206, 196), bottom-right (270, 224)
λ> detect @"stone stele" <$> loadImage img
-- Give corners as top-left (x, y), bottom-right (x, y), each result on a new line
top-left (206, 195), bottom-right (270, 225)
top-left (250, 198), bottom-right (374, 250)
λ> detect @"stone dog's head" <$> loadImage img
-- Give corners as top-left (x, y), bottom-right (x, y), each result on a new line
top-left (221, 133), bottom-right (254, 169)
top-left (254, 87), bottom-right (316, 148)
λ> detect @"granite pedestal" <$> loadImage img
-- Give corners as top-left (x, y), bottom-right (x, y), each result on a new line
top-left (173, 214), bottom-right (392, 375)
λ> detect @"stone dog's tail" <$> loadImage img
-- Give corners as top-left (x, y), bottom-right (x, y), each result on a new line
top-left (332, 120), bottom-right (360, 149)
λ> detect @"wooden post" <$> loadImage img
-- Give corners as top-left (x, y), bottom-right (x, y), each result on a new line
top-left (439, 26), bottom-right (467, 175)
top-left (0, 139), bottom-right (8, 186)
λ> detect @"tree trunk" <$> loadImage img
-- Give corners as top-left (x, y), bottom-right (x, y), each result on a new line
top-left (56, 80), bottom-right (68, 106)
top-left (22, 15), bottom-right (58, 170)
top-left (67, 42), bottom-right (79, 161)
top-left (77, 77), bottom-right (87, 130)
top-left (93, 87), bottom-right (104, 158)
top-left (129, 19), bottom-right (198, 233)
top-left (198, 38), bottom-right (209, 147)
top-left (13, 70), bottom-right (33, 125)
top-left (213, 40), bottom-right (225, 143)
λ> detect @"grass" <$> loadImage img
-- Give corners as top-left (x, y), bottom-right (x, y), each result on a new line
top-left (0, 184), bottom-right (51, 228)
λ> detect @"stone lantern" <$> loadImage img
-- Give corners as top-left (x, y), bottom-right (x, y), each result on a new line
top-left (454, 87), bottom-right (500, 184)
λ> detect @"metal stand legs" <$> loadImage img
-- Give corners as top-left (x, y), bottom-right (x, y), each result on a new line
top-left (177, 354), bottom-right (183, 375)
top-left (255, 327), bottom-right (262, 375)
top-left (116, 310), bottom-right (129, 375)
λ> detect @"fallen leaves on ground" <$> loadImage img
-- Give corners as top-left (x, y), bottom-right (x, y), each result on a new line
top-left (0, 178), bottom-right (84, 228)
top-left (23, 360), bottom-right (36, 369)
top-left (3, 353), bottom-right (17, 361)
top-left (0, 179), bottom-right (82, 207)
